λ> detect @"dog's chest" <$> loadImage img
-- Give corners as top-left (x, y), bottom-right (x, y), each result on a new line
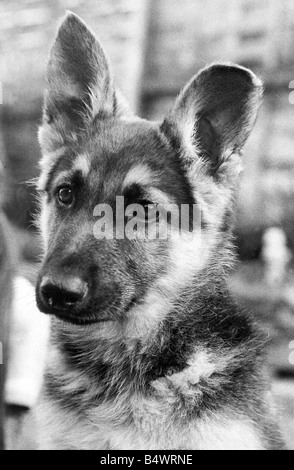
top-left (38, 347), bottom-right (264, 450)
top-left (37, 392), bottom-right (263, 450)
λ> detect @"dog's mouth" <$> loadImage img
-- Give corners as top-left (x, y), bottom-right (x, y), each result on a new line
top-left (38, 296), bottom-right (138, 326)
top-left (50, 311), bottom-right (114, 326)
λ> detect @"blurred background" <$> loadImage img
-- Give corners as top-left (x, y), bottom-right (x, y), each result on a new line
top-left (0, 0), bottom-right (294, 449)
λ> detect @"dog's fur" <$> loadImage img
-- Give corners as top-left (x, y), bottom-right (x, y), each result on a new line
top-left (36, 13), bottom-right (283, 450)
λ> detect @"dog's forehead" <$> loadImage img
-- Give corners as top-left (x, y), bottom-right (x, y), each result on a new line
top-left (75, 119), bottom-right (180, 188)
top-left (84, 119), bottom-right (196, 202)
top-left (87, 119), bottom-right (169, 167)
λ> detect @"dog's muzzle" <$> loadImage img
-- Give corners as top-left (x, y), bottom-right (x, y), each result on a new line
top-left (38, 275), bottom-right (89, 314)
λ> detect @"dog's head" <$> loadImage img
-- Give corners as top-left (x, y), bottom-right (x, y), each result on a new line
top-left (36, 13), bottom-right (263, 330)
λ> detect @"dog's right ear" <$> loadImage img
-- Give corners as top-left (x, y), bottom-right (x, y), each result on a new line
top-left (39, 13), bottom-right (130, 152)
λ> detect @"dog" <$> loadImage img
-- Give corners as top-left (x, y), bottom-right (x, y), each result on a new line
top-left (35, 13), bottom-right (284, 450)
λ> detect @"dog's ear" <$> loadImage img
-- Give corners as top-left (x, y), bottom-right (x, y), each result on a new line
top-left (162, 64), bottom-right (263, 178)
top-left (40, 13), bottom-right (130, 151)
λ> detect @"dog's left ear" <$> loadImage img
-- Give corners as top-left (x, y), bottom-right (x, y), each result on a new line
top-left (40, 13), bottom-right (130, 151)
top-left (162, 64), bottom-right (263, 177)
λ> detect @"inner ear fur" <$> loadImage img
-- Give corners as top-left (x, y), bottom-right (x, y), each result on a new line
top-left (162, 64), bottom-right (263, 176)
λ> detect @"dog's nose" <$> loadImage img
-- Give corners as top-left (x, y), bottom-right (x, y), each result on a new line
top-left (39, 276), bottom-right (88, 312)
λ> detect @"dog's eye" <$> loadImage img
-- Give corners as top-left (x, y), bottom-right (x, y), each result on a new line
top-left (57, 187), bottom-right (74, 206)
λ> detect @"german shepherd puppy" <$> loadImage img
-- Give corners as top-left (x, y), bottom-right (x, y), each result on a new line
top-left (36, 13), bottom-right (283, 450)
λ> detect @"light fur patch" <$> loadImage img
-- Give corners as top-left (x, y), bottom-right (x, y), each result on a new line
top-left (195, 419), bottom-right (264, 450)
top-left (88, 86), bottom-right (114, 119)
top-left (178, 107), bottom-right (200, 160)
top-left (150, 348), bottom-right (236, 405)
top-left (73, 154), bottom-right (91, 177)
top-left (168, 89), bottom-right (200, 163)
top-left (147, 188), bottom-right (175, 206)
top-left (123, 165), bottom-right (155, 189)
top-left (153, 350), bottom-right (219, 395)
top-left (130, 392), bottom-right (264, 450)
top-left (39, 195), bottom-right (50, 250)
top-left (37, 395), bottom-right (263, 450)
top-left (125, 232), bottom-right (206, 339)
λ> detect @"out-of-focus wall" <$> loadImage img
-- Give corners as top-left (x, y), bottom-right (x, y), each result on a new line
top-left (0, 0), bottom-right (149, 112)
top-left (144, 0), bottom-right (294, 94)
top-left (0, 0), bottom-right (149, 228)
top-left (143, 0), bottom-right (294, 255)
